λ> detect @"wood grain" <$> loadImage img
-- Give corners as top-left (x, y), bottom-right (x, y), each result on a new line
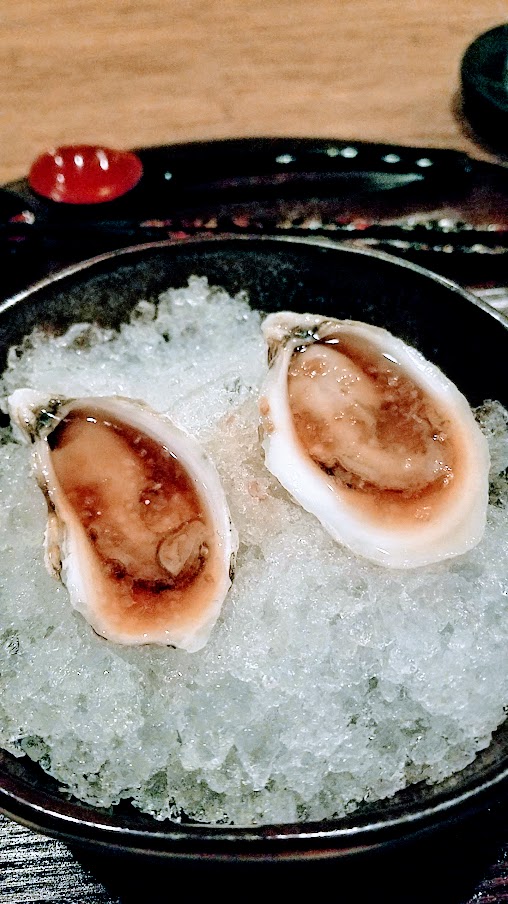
top-left (1, 0), bottom-right (506, 184)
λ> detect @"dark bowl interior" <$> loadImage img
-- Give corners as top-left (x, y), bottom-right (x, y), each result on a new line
top-left (0, 236), bottom-right (507, 862)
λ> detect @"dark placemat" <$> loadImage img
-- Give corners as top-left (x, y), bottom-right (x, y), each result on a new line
top-left (0, 815), bottom-right (119, 903)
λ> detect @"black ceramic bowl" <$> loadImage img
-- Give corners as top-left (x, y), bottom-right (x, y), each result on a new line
top-left (0, 236), bottom-right (507, 866)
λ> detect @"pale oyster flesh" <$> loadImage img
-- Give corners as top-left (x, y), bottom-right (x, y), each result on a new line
top-left (8, 389), bottom-right (238, 650)
top-left (259, 312), bottom-right (490, 569)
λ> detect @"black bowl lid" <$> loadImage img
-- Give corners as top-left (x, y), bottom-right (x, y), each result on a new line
top-left (461, 24), bottom-right (508, 155)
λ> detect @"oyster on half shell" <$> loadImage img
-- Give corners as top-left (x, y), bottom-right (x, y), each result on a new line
top-left (259, 312), bottom-right (490, 569)
top-left (8, 389), bottom-right (238, 650)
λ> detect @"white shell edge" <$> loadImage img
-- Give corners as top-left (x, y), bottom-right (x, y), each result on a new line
top-left (8, 389), bottom-right (238, 650)
top-left (259, 313), bottom-right (490, 569)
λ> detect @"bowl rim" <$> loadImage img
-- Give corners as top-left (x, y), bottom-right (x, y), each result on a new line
top-left (1, 234), bottom-right (507, 858)
top-left (2, 233), bottom-right (508, 330)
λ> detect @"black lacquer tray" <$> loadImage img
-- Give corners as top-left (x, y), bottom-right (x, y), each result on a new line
top-left (2, 137), bottom-right (508, 301)
top-left (1, 140), bottom-right (508, 902)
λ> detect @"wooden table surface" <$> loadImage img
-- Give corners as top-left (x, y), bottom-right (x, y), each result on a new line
top-left (2, 3), bottom-right (508, 902)
top-left (2, 0), bottom-right (507, 186)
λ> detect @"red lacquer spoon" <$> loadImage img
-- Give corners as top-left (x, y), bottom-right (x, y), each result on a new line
top-left (28, 145), bottom-right (143, 204)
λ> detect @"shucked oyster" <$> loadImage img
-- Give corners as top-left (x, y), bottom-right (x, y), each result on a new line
top-left (259, 312), bottom-right (490, 569)
top-left (8, 390), bottom-right (238, 650)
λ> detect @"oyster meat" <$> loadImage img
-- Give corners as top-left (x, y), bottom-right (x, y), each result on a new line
top-left (8, 390), bottom-right (238, 650)
top-left (259, 312), bottom-right (490, 568)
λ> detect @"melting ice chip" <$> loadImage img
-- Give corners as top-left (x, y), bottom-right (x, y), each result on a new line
top-left (8, 390), bottom-right (238, 650)
top-left (258, 312), bottom-right (490, 569)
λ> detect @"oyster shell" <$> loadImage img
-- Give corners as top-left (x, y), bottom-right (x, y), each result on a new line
top-left (8, 389), bottom-right (238, 650)
top-left (259, 312), bottom-right (490, 569)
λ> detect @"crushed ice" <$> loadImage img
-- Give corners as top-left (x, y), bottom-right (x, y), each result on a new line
top-left (0, 277), bottom-right (507, 826)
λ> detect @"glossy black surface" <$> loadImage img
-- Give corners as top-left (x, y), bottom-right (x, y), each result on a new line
top-left (3, 138), bottom-right (508, 302)
top-left (0, 236), bottom-right (507, 862)
top-left (6, 138), bottom-right (474, 217)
